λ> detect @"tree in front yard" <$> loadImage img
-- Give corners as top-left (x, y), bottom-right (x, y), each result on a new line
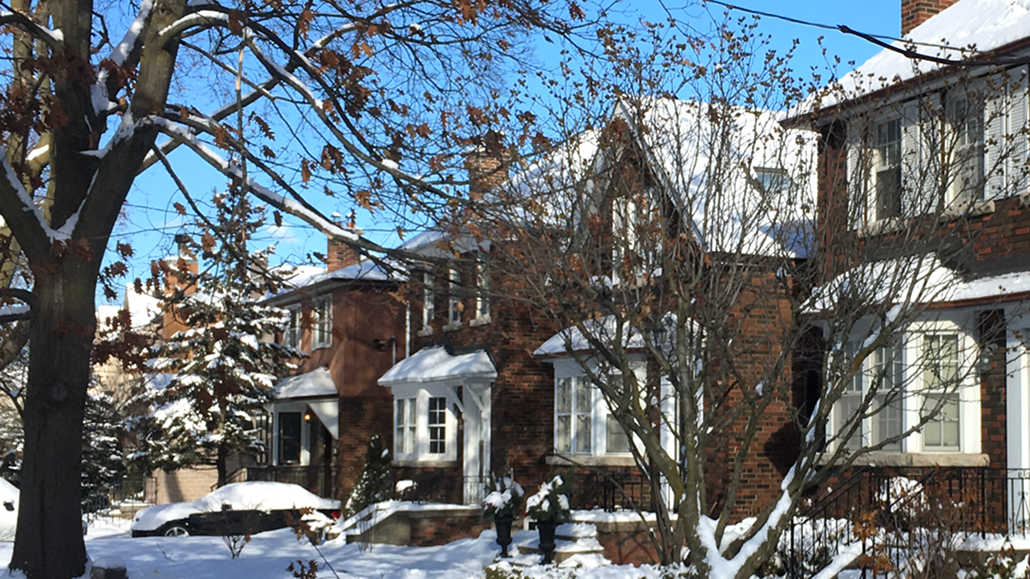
top-left (135, 191), bottom-right (296, 487)
top-left (343, 434), bottom-right (393, 517)
top-left (0, 0), bottom-right (588, 574)
top-left (467, 14), bottom-right (1027, 577)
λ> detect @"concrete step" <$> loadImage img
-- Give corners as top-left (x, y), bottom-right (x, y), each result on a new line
top-left (516, 523), bottom-right (605, 565)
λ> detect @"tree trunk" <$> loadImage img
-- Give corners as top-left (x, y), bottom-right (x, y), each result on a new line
top-left (10, 262), bottom-right (97, 578)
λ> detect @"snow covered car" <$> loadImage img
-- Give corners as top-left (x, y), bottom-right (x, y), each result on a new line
top-left (130, 481), bottom-right (340, 537)
top-left (0, 478), bottom-right (17, 541)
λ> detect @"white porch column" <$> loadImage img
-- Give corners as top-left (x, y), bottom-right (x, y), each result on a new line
top-left (1007, 319), bottom-right (1030, 533)
top-left (462, 383), bottom-right (491, 504)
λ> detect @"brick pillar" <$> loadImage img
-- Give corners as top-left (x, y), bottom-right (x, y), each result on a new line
top-left (901, 0), bottom-right (959, 35)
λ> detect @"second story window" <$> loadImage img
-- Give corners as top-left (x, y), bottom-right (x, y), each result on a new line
top-left (474, 260), bottom-right (490, 320)
top-left (312, 297), bottom-right (332, 349)
top-left (948, 93), bottom-right (985, 205)
top-left (448, 268), bottom-right (462, 325)
top-left (285, 306), bottom-right (301, 350)
top-left (875, 118), bottom-right (902, 220)
top-left (421, 272), bottom-right (435, 329)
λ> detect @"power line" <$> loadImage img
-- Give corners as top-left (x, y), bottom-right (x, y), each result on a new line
top-left (702, 0), bottom-right (1030, 68)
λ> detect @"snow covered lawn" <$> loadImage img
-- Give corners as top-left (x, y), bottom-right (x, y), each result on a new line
top-left (0, 517), bottom-right (673, 578)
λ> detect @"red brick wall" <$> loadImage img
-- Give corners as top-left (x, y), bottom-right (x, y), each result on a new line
top-left (408, 511), bottom-right (491, 546)
top-left (336, 395), bottom-right (393, 500)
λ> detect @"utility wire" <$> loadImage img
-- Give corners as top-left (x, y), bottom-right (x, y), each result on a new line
top-left (702, 0), bottom-right (1030, 67)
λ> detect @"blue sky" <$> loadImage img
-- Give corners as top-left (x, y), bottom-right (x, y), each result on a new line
top-left (104, 0), bottom-right (903, 305)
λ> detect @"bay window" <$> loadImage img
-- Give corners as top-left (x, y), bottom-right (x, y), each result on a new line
top-left (391, 387), bottom-right (458, 463)
top-left (553, 368), bottom-right (633, 457)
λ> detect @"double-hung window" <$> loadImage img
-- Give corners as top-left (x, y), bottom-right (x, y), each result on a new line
top-left (921, 334), bottom-right (961, 450)
top-left (285, 307), bottom-right (301, 350)
top-left (312, 297), bottom-right (332, 349)
top-left (395, 398), bottom-right (416, 457)
top-left (875, 118), bottom-right (902, 220)
top-left (428, 396), bottom-right (446, 454)
top-left (421, 272), bottom-right (435, 329)
top-left (448, 268), bottom-right (462, 325)
top-left (474, 260), bottom-right (490, 320)
top-left (554, 373), bottom-right (631, 456)
top-left (835, 341), bottom-right (902, 451)
top-left (948, 93), bottom-right (985, 205)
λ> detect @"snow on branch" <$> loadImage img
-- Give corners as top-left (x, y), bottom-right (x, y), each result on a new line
top-left (92, 0), bottom-right (155, 116)
top-left (0, 11), bottom-right (64, 52)
top-left (157, 10), bottom-right (229, 43)
top-left (0, 288), bottom-right (35, 324)
top-left (0, 156), bottom-right (74, 243)
top-left (150, 117), bottom-right (356, 242)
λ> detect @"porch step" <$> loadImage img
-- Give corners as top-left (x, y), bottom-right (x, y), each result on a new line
top-left (514, 523), bottom-right (606, 565)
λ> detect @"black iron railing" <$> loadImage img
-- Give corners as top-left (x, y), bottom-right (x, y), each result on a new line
top-left (565, 470), bottom-right (653, 512)
top-left (784, 467), bottom-right (1030, 577)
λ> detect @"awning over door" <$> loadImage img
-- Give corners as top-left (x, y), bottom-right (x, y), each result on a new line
top-left (271, 367), bottom-right (339, 438)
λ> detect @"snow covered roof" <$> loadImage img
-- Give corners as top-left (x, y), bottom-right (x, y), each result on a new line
top-left (498, 98), bottom-right (817, 259)
top-left (624, 99), bottom-right (817, 258)
top-left (808, 253), bottom-right (1030, 312)
top-left (274, 367), bottom-right (338, 399)
top-left (378, 346), bottom-right (496, 386)
top-left (534, 313), bottom-right (685, 357)
top-left (808, 0), bottom-right (1030, 110)
top-left (96, 285), bottom-right (162, 332)
top-left (264, 260), bottom-right (395, 302)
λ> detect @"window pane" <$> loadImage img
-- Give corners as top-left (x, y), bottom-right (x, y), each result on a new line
top-left (837, 395), bottom-right (862, 450)
top-left (556, 378), bottom-right (572, 413)
top-left (575, 378), bottom-right (592, 414)
top-left (575, 415), bottom-right (591, 453)
top-left (556, 416), bottom-right (571, 452)
top-left (606, 415), bottom-right (630, 453)
top-left (278, 412), bottom-right (301, 464)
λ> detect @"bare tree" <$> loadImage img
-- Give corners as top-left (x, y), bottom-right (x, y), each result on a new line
top-left (0, 1), bottom-right (588, 575)
top-left (468, 14), bottom-right (1028, 576)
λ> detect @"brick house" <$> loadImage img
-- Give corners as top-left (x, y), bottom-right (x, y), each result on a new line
top-left (375, 99), bottom-right (818, 521)
top-left (795, 0), bottom-right (1030, 531)
top-left (257, 239), bottom-right (407, 500)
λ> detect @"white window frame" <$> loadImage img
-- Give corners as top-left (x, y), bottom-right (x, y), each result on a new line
top-left (390, 384), bottom-right (458, 464)
top-left (835, 340), bottom-right (903, 451)
top-left (421, 272), bottom-right (435, 330)
top-left (920, 332), bottom-right (962, 451)
top-left (946, 89), bottom-right (986, 206)
top-left (428, 396), bottom-right (447, 454)
top-left (312, 296), bottom-right (333, 349)
top-left (874, 117), bottom-right (903, 221)
top-left (474, 260), bottom-right (490, 321)
top-left (831, 316), bottom-right (981, 456)
top-left (395, 396), bottom-right (416, 459)
top-left (552, 358), bottom-right (638, 458)
top-left (448, 267), bottom-right (462, 326)
top-left (285, 306), bottom-right (301, 350)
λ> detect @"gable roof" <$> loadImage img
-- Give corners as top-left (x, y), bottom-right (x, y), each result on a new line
top-left (808, 0), bottom-right (1030, 111)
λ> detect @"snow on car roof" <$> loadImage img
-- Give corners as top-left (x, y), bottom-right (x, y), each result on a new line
top-left (131, 482), bottom-right (339, 532)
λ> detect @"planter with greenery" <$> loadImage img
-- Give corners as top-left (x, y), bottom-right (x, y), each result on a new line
top-left (483, 474), bottom-right (524, 558)
top-left (526, 475), bottom-right (571, 564)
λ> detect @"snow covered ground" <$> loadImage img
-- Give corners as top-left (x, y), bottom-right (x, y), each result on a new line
top-left (0, 517), bottom-right (676, 578)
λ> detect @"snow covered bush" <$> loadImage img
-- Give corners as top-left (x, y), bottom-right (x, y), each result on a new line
top-left (482, 474), bottom-right (524, 521)
top-left (343, 434), bottom-right (393, 517)
top-left (81, 390), bottom-right (127, 514)
top-left (526, 475), bottom-right (570, 523)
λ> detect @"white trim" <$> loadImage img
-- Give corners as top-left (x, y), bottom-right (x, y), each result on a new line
top-left (551, 357), bottom-right (642, 458)
top-left (389, 382), bottom-right (460, 464)
top-left (311, 295), bottom-right (333, 350)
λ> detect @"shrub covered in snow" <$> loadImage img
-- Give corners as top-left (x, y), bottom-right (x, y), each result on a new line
top-left (482, 474), bottom-right (524, 521)
top-left (526, 475), bottom-right (570, 523)
top-left (343, 434), bottom-right (393, 517)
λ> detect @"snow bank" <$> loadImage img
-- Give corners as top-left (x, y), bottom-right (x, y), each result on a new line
top-left (0, 479), bottom-right (17, 541)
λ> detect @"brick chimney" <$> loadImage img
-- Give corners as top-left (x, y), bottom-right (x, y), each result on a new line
top-left (465, 131), bottom-right (509, 197)
top-left (901, 0), bottom-right (959, 35)
top-left (327, 235), bottom-right (362, 272)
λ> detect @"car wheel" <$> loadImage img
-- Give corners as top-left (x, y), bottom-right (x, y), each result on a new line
top-left (162, 523), bottom-right (189, 537)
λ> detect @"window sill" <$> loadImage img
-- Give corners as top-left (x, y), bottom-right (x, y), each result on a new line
top-left (443, 322), bottom-right (463, 332)
top-left (941, 199), bottom-right (995, 219)
top-left (416, 327), bottom-right (434, 337)
top-left (545, 454), bottom-right (636, 467)
top-left (855, 200), bottom-right (997, 237)
top-left (311, 341), bottom-right (332, 351)
top-left (836, 451), bottom-right (989, 468)
top-left (392, 458), bottom-right (458, 468)
top-left (469, 315), bottom-right (492, 327)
